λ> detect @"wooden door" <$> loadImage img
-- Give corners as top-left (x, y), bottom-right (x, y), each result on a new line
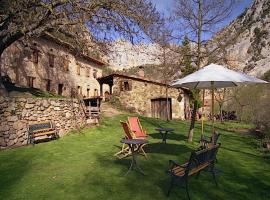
top-left (151, 98), bottom-right (172, 120)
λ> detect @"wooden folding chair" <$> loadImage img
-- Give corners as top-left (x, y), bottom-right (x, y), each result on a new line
top-left (128, 116), bottom-right (147, 139)
top-left (114, 121), bottom-right (135, 159)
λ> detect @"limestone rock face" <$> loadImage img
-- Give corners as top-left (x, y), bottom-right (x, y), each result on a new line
top-left (211, 0), bottom-right (270, 76)
top-left (107, 40), bottom-right (163, 69)
top-left (0, 97), bottom-right (87, 149)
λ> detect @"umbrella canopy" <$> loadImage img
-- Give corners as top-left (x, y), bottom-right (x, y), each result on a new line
top-left (171, 63), bottom-right (268, 136)
top-left (171, 63), bottom-right (268, 89)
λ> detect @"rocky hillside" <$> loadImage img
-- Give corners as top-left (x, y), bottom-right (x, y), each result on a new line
top-left (215, 0), bottom-right (270, 77)
top-left (107, 40), bottom-right (162, 69)
top-left (107, 0), bottom-right (270, 78)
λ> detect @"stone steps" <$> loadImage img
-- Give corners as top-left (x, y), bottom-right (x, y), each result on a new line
top-left (100, 101), bottom-right (123, 117)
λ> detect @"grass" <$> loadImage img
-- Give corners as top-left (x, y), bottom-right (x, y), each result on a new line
top-left (3, 83), bottom-right (64, 98)
top-left (0, 115), bottom-right (269, 200)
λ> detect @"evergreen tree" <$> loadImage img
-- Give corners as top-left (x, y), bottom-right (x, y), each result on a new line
top-left (181, 36), bottom-right (196, 76)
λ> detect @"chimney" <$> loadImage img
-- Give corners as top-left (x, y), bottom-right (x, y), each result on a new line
top-left (137, 66), bottom-right (145, 78)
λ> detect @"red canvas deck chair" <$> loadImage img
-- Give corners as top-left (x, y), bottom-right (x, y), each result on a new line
top-left (128, 117), bottom-right (147, 139)
top-left (114, 121), bottom-right (135, 159)
top-left (128, 117), bottom-right (147, 157)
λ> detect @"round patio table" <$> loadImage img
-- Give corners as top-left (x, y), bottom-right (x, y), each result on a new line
top-left (155, 128), bottom-right (174, 144)
top-left (120, 139), bottom-right (148, 175)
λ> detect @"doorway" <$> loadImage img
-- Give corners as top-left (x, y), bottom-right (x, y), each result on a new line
top-left (151, 98), bottom-right (172, 120)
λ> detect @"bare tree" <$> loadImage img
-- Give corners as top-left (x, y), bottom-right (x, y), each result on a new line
top-left (0, 0), bottom-right (160, 70)
top-left (173, 0), bottom-right (235, 142)
top-left (214, 88), bottom-right (233, 122)
top-left (154, 24), bottom-right (182, 121)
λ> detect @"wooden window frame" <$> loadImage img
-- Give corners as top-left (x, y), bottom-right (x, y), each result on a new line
top-left (58, 84), bottom-right (64, 95)
top-left (120, 80), bottom-right (132, 91)
top-left (48, 54), bottom-right (55, 68)
top-left (27, 76), bottom-right (35, 88)
top-left (45, 79), bottom-right (51, 92)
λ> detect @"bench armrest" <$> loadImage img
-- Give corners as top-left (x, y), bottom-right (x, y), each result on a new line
top-left (200, 135), bottom-right (211, 142)
top-left (168, 160), bottom-right (187, 169)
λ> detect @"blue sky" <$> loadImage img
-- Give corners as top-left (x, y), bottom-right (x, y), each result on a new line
top-left (151, 0), bottom-right (253, 22)
top-left (149, 0), bottom-right (254, 42)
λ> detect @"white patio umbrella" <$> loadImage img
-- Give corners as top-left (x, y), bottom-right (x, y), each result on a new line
top-left (171, 63), bottom-right (268, 135)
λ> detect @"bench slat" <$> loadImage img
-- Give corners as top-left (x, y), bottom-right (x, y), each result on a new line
top-left (33, 131), bottom-right (56, 137)
top-left (31, 128), bottom-right (54, 133)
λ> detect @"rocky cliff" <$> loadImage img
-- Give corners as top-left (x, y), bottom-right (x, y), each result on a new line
top-left (211, 0), bottom-right (270, 76)
top-left (107, 40), bottom-right (162, 69)
top-left (108, 0), bottom-right (270, 77)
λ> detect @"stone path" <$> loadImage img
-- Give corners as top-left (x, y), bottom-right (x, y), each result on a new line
top-left (100, 102), bottom-right (124, 117)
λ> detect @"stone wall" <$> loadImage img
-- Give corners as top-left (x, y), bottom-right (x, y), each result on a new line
top-left (112, 77), bottom-right (185, 119)
top-left (0, 97), bottom-right (87, 149)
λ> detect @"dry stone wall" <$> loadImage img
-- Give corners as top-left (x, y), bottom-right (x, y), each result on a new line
top-left (0, 97), bottom-right (86, 149)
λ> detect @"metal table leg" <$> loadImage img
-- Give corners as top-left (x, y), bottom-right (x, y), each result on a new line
top-left (125, 144), bottom-right (146, 176)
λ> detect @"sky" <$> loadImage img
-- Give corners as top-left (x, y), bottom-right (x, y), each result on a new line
top-left (151, 0), bottom-right (253, 24)
top-left (149, 0), bottom-right (254, 42)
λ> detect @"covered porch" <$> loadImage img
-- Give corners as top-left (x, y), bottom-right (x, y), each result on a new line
top-left (97, 74), bottom-right (114, 100)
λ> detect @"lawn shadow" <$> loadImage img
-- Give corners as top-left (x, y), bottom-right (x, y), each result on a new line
top-left (146, 142), bottom-right (192, 156)
top-left (0, 152), bottom-right (33, 198)
top-left (221, 146), bottom-right (261, 158)
top-left (149, 132), bottom-right (187, 142)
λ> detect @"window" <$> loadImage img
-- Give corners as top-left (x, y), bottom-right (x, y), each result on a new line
top-left (27, 76), bottom-right (35, 88)
top-left (63, 58), bottom-right (69, 72)
top-left (58, 84), bottom-right (63, 95)
top-left (77, 86), bottom-right (82, 95)
top-left (77, 64), bottom-right (81, 75)
top-left (46, 79), bottom-right (51, 92)
top-left (86, 68), bottom-right (90, 77)
top-left (87, 88), bottom-right (90, 97)
top-left (32, 49), bottom-right (39, 64)
top-left (120, 80), bottom-right (132, 91)
top-left (124, 81), bottom-right (129, 90)
top-left (93, 69), bottom-right (97, 78)
top-left (94, 89), bottom-right (98, 96)
top-left (48, 54), bottom-right (55, 68)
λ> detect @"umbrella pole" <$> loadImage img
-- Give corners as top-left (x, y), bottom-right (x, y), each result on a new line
top-left (211, 81), bottom-right (215, 134)
top-left (201, 89), bottom-right (205, 138)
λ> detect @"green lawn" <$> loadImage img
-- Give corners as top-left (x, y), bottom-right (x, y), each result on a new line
top-left (0, 115), bottom-right (269, 200)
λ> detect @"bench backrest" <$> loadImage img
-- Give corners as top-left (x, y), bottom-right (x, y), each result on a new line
top-left (28, 121), bottom-right (53, 133)
top-left (185, 143), bottom-right (220, 175)
top-left (211, 132), bottom-right (220, 145)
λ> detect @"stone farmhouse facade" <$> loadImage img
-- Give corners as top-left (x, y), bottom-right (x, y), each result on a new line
top-left (98, 73), bottom-right (188, 120)
top-left (1, 33), bottom-right (105, 98)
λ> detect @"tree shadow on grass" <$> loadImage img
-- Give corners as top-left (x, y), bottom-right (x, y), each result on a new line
top-left (149, 132), bottom-right (187, 142)
top-left (0, 152), bottom-right (32, 199)
top-left (221, 146), bottom-right (261, 158)
top-left (144, 142), bottom-right (192, 156)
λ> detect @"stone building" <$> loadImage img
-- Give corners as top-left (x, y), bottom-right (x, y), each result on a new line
top-left (0, 33), bottom-right (105, 97)
top-left (98, 73), bottom-right (188, 120)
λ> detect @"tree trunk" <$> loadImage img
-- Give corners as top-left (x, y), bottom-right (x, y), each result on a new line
top-left (187, 0), bottom-right (202, 142)
top-left (166, 85), bottom-right (170, 121)
top-left (188, 100), bottom-right (198, 142)
top-left (219, 104), bottom-right (223, 122)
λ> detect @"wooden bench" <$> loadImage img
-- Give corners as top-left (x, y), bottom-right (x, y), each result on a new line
top-left (167, 143), bottom-right (220, 200)
top-left (200, 131), bottom-right (220, 149)
top-left (28, 121), bottom-right (58, 144)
